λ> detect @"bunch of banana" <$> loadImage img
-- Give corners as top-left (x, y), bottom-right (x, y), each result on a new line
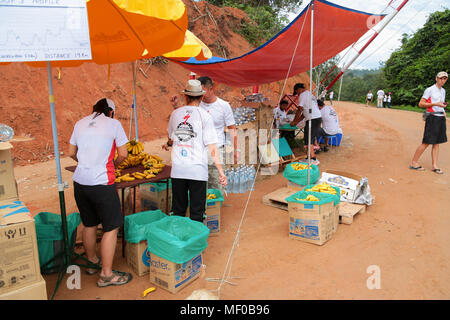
top-left (115, 173), bottom-right (135, 183)
top-left (131, 171), bottom-right (156, 180)
top-left (291, 163), bottom-right (309, 171)
top-left (305, 182), bottom-right (337, 195)
top-left (117, 154), bottom-right (142, 170)
top-left (207, 193), bottom-right (217, 200)
top-left (127, 139), bottom-right (144, 155)
top-left (296, 195), bottom-right (320, 202)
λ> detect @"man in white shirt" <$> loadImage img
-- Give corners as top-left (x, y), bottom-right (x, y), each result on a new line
top-left (198, 76), bottom-right (237, 190)
top-left (377, 89), bottom-right (385, 108)
top-left (410, 71), bottom-right (448, 174)
top-left (316, 99), bottom-right (342, 152)
top-left (387, 92), bottom-right (392, 108)
top-left (68, 98), bottom-right (132, 287)
top-left (290, 83), bottom-right (322, 164)
top-left (166, 79), bottom-right (227, 221)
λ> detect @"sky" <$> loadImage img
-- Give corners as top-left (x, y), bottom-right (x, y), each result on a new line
top-left (288, 0), bottom-right (449, 70)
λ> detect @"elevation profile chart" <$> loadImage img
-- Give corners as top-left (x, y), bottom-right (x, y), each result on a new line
top-left (0, 0), bottom-right (91, 62)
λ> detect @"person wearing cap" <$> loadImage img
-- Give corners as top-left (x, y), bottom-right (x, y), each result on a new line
top-left (387, 92), bottom-right (392, 108)
top-left (165, 79), bottom-right (227, 222)
top-left (410, 71), bottom-right (448, 174)
top-left (197, 76), bottom-right (238, 191)
top-left (290, 83), bottom-right (322, 165)
top-left (68, 98), bottom-right (132, 287)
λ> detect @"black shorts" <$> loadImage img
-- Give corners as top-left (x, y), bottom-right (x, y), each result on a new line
top-left (73, 182), bottom-right (123, 232)
top-left (303, 118), bottom-right (322, 145)
top-left (422, 115), bottom-right (447, 145)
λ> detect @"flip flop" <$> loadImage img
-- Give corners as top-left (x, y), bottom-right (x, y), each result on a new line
top-left (432, 168), bottom-right (444, 175)
top-left (97, 270), bottom-right (132, 288)
top-left (409, 165), bottom-right (425, 171)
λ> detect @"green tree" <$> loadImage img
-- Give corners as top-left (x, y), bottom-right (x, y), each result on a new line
top-left (384, 10), bottom-right (450, 106)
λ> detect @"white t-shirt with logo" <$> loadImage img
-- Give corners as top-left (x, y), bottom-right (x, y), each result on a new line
top-left (422, 84), bottom-right (446, 116)
top-left (70, 113), bottom-right (128, 186)
top-left (320, 105), bottom-right (341, 135)
top-left (367, 92), bottom-right (373, 100)
top-left (298, 90), bottom-right (322, 121)
top-left (199, 97), bottom-right (235, 147)
top-left (387, 95), bottom-right (391, 102)
top-left (168, 106), bottom-right (218, 181)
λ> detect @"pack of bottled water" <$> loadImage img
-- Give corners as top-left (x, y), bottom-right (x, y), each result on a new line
top-left (233, 107), bottom-right (257, 126)
top-left (224, 165), bottom-right (257, 194)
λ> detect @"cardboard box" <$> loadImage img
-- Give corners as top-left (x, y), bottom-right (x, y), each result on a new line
top-left (288, 200), bottom-right (334, 246)
top-left (286, 180), bottom-right (305, 191)
top-left (205, 198), bottom-right (221, 236)
top-left (149, 253), bottom-right (203, 294)
top-left (0, 142), bottom-right (18, 202)
top-left (332, 203), bottom-right (340, 234)
top-left (0, 275), bottom-right (47, 300)
top-left (125, 240), bottom-right (151, 277)
top-left (140, 182), bottom-right (172, 214)
top-left (0, 201), bottom-right (41, 295)
top-left (319, 170), bottom-right (362, 203)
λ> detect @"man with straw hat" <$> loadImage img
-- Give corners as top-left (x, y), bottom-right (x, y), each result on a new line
top-left (165, 79), bottom-right (227, 222)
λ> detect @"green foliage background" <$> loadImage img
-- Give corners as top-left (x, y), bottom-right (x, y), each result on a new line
top-left (339, 9), bottom-right (449, 107)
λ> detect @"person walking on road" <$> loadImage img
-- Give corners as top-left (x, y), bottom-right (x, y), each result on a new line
top-left (410, 71), bottom-right (448, 174)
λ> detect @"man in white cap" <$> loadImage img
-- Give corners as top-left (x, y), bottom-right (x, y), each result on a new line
top-left (410, 71), bottom-right (448, 174)
top-left (68, 98), bottom-right (132, 287)
top-left (165, 79), bottom-right (227, 222)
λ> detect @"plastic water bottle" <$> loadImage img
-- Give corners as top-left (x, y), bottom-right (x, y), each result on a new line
top-left (240, 167), bottom-right (248, 193)
top-left (232, 169), bottom-right (239, 194)
top-left (248, 166), bottom-right (255, 191)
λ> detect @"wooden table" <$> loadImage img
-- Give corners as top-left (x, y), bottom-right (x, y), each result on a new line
top-left (65, 165), bottom-right (172, 257)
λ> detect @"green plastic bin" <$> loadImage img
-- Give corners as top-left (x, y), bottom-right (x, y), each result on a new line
top-left (34, 212), bottom-right (81, 274)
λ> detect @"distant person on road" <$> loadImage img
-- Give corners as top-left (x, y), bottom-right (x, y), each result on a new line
top-left (383, 93), bottom-right (388, 108)
top-left (410, 71), bottom-right (448, 174)
top-left (329, 91), bottom-right (334, 105)
top-left (366, 90), bottom-right (373, 106)
top-left (377, 89), bottom-right (385, 108)
top-left (387, 92), bottom-right (392, 108)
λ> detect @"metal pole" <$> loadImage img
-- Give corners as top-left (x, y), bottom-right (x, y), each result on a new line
top-left (338, 73), bottom-right (344, 101)
top-left (132, 61), bottom-right (139, 141)
top-left (46, 61), bottom-right (70, 259)
top-left (307, 1), bottom-right (314, 185)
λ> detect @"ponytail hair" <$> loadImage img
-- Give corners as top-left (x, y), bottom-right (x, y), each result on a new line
top-left (92, 98), bottom-right (113, 118)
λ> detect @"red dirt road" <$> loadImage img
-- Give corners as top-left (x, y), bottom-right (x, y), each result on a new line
top-left (13, 101), bottom-right (450, 300)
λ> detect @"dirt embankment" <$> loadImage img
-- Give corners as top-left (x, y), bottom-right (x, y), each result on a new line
top-left (1, 0), bottom-right (310, 166)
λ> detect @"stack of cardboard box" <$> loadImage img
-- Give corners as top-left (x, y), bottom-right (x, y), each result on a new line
top-left (0, 142), bottom-right (47, 300)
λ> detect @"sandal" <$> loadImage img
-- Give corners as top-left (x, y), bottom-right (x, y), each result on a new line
top-left (85, 257), bottom-right (101, 275)
top-left (432, 168), bottom-right (444, 175)
top-left (97, 270), bottom-right (132, 288)
top-left (409, 165), bottom-right (425, 171)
